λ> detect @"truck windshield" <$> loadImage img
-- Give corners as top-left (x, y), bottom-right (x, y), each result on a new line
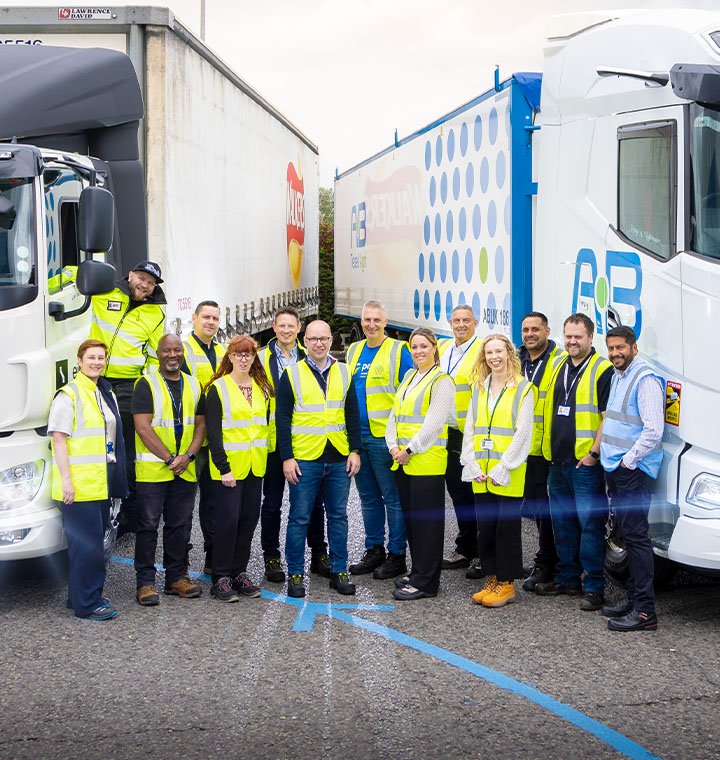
top-left (690, 104), bottom-right (720, 261)
top-left (0, 177), bottom-right (36, 287)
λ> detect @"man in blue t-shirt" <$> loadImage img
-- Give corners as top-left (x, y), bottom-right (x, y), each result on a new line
top-left (345, 301), bottom-right (414, 579)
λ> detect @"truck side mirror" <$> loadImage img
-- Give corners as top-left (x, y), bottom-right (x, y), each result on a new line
top-left (76, 259), bottom-right (116, 296)
top-left (0, 196), bottom-right (16, 230)
top-left (78, 186), bottom-right (114, 253)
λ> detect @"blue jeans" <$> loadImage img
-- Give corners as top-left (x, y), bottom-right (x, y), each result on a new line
top-left (354, 434), bottom-right (407, 555)
top-left (286, 460), bottom-right (351, 575)
top-left (547, 462), bottom-right (608, 594)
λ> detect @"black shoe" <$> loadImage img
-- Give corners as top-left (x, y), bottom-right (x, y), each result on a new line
top-left (535, 581), bottom-right (582, 597)
top-left (203, 551), bottom-right (212, 576)
top-left (580, 592), bottom-right (604, 611)
top-left (231, 572), bottom-right (261, 598)
top-left (264, 557), bottom-right (286, 583)
top-left (393, 584), bottom-right (436, 601)
top-left (442, 551), bottom-right (471, 569)
top-left (522, 564), bottom-right (534, 577)
top-left (608, 610), bottom-right (658, 631)
top-left (394, 574), bottom-right (410, 589)
top-left (310, 553), bottom-right (332, 578)
top-left (329, 572), bottom-right (356, 595)
top-left (373, 552), bottom-right (407, 580)
top-left (522, 566), bottom-right (551, 592)
top-left (465, 560), bottom-right (486, 580)
top-left (349, 545), bottom-right (386, 575)
top-left (287, 574), bottom-right (305, 598)
top-left (602, 598), bottom-right (634, 618)
top-left (210, 577), bottom-right (240, 603)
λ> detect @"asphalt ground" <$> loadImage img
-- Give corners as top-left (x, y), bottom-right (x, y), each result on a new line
top-left (1, 484), bottom-right (719, 760)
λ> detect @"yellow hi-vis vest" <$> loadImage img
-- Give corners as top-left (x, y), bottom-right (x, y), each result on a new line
top-left (438, 336), bottom-right (483, 432)
top-left (392, 365), bottom-right (450, 476)
top-left (471, 378), bottom-right (536, 497)
top-left (527, 345), bottom-right (567, 457)
top-left (287, 360), bottom-right (351, 460)
top-left (51, 372), bottom-right (109, 502)
top-left (541, 352), bottom-right (613, 462)
top-left (182, 336), bottom-right (226, 390)
top-left (258, 340), bottom-right (304, 392)
top-left (346, 337), bottom-right (406, 437)
top-left (135, 371), bottom-right (201, 483)
top-left (208, 376), bottom-right (272, 480)
top-left (90, 287), bottom-right (165, 379)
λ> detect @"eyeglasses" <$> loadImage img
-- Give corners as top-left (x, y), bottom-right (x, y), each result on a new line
top-left (306, 336), bottom-right (332, 344)
top-left (231, 352), bottom-right (255, 361)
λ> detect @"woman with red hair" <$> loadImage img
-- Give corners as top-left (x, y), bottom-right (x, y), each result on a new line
top-left (204, 335), bottom-right (275, 602)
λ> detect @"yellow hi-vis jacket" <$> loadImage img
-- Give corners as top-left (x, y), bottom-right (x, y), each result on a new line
top-left (438, 336), bottom-right (483, 432)
top-left (134, 371), bottom-right (201, 483)
top-left (470, 378), bottom-right (536, 497)
top-left (51, 372), bottom-right (109, 502)
top-left (541, 352), bottom-right (613, 462)
top-left (345, 337), bottom-right (406, 437)
top-left (287, 360), bottom-right (351, 460)
top-left (90, 287), bottom-right (165, 379)
top-left (182, 336), bottom-right (226, 390)
top-left (392, 365), bottom-right (450, 476)
top-left (208, 375), bottom-right (274, 480)
top-left (527, 345), bottom-right (567, 457)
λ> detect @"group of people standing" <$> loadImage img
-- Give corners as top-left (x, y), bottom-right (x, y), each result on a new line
top-left (49, 260), bottom-right (664, 633)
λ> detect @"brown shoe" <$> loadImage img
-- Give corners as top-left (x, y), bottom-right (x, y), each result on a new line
top-left (136, 585), bottom-right (160, 606)
top-left (164, 577), bottom-right (202, 598)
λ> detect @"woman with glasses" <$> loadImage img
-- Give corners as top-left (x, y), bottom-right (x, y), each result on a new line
top-left (386, 327), bottom-right (455, 600)
top-left (461, 334), bottom-right (535, 608)
top-left (204, 335), bottom-right (275, 602)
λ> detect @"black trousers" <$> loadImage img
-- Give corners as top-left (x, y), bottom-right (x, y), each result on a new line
top-left (524, 455), bottom-right (558, 573)
top-left (395, 469), bottom-right (445, 594)
top-left (212, 474), bottom-right (262, 581)
top-left (445, 427), bottom-right (478, 558)
top-left (108, 378), bottom-right (137, 533)
top-left (605, 466), bottom-right (656, 614)
top-left (475, 491), bottom-right (524, 582)
top-left (260, 449), bottom-right (327, 559)
top-left (134, 477), bottom-right (197, 586)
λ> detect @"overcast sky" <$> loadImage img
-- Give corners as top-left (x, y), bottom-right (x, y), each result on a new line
top-left (4, 0), bottom-right (719, 184)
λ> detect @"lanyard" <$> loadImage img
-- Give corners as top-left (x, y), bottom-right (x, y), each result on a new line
top-left (446, 336), bottom-right (476, 376)
top-left (486, 384), bottom-right (508, 432)
top-left (162, 375), bottom-right (184, 424)
top-left (524, 356), bottom-right (545, 385)
top-left (401, 367), bottom-right (436, 402)
top-left (562, 355), bottom-right (591, 405)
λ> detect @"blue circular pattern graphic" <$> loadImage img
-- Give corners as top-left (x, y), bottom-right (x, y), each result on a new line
top-left (429, 252), bottom-right (436, 283)
top-left (434, 290), bottom-right (441, 321)
top-left (458, 207), bottom-right (467, 241)
top-left (452, 249), bottom-right (460, 283)
top-left (418, 252), bottom-right (425, 282)
top-left (440, 250), bottom-right (447, 282)
top-left (472, 204), bottom-right (481, 239)
top-left (440, 172), bottom-right (448, 203)
top-left (460, 122), bottom-right (469, 156)
top-left (435, 135), bottom-right (443, 166)
top-left (452, 167), bottom-right (460, 201)
top-left (505, 106), bottom-right (511, 138)
top-left (424, 141), bottom-right (432, 170)
top-left (486, 292), bottom-right (497, 328)
top-left (474, 115), bottom-right (483, 151)
top-left (496, 150), bottom-right (506, 189)
top-left (489, 107), bottom-right (498, 145)
top-left (458, 291), bottom-right (467, 306)
top-left (466, 162), bottom-right (474, 197)
top-left (446, 210), bottom-right (454, 242)
top-left (445, 291), bottom-right (454, 321)
top-left (424, 215), bottom-right (431, 245)
top-left (504, 196), bottom-right (511, 234)
top-left (472, 292), bottom-right (481, 319)
top-left (414, 290), bottom-right (420, 318)
top-left (447, 129), bottom-right (456, 161)
top-left (423, 290), bottom-right (431, 319)
top-left (494, 245), bottom-right (504, 284)
top-left (480, 157), bottom-right (490, 193)
top-left (429, 176), bottom-right (437, 207)
top-left (434, 213), bottom-right (442, 244)
top-left (503, 292), bottom-right (512, 329)
top-left (465, 248), bottom-right (473, 283)
top-left (488, 201), bottom-right (497, 238)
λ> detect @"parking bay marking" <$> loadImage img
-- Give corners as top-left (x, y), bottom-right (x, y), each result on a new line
top-left (111, 556), bottom-right (658, 760)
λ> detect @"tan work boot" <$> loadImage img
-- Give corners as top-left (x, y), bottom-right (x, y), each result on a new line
top-left (471, 575), bottom-right (497, 605)
top-left (136, 585), bottom-right (160, 606)
top-left (482, 580), bottom-right (517, 608)
top-left (164, 577), bottom-right (202, 598)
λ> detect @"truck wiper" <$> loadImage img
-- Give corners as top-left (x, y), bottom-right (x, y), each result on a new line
top-left (597, 67), bottom-right (669, 86)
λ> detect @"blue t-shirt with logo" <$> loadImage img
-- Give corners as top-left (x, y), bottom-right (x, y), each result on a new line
top-left (353, 342), bottom-right (414, 436)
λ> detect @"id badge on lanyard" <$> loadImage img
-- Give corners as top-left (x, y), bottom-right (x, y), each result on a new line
top-left (481, 438), bottom-right (494, 451)
top-left (557, 405), bottom-right (571, 417)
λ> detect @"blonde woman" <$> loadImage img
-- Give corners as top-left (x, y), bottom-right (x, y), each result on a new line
top-left (386, 327), bottom-right (455, 600)
top-left (461, 334), bottom-right (536, 608)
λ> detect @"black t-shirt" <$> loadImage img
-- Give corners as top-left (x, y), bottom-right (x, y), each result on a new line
top-left (550, 350), bottom-right (612, 463)
top-left (132, 375), bottom-right (205, 453)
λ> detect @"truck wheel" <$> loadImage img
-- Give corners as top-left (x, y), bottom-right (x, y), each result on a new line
top-left (349, 322), bottom-right (363, 344)
top-left (103, 498), bottom-right (120, 564)
top-left (653, 555), bottom-right (679, 590)
top-left (604, 532), bottom-right (629, 587)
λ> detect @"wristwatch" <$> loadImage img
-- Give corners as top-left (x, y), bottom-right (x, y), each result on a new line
top-left (165, 455), bottom-right (176, 466)
top-left (589, 450), bottom-right (600, 460)
top-left (406, 447), bottom-right (413, 455)
top-left (185, 452), bottom-right (196, 462)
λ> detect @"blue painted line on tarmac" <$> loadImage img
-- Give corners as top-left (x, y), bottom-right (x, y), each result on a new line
top-left (110, 556), bottom-right (657, 759)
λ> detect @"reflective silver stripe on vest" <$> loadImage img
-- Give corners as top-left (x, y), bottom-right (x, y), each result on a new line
top-left (511, 379), bottom-right (531, 427)
top-left (223, 439), bottom-right (269, 451)
top-left (64, 383), bottom-right (106, 439)
top-left (455, 382), bottom-right (471, 393)
top-left (398, 436), bottom-right (448, 447)
top-left (605, 409), bottom-right (642, 425)
top-left (366, 385), bottom-right (395, 395)
top-left (396, 414), bottom-right (426, 424)
top-left (93, 313), bottom-right (145, 350)
top-left (387, 340), bottom-right (402, 391)
top-left (533, 415), bottom-right (544, 424)
top-left (538, 390), bottom-right (547, 399)
top-left (473, 449), bottom-right (502, 461)
top-left (217, 378), bottom-right (249, 428)
top-left (602, 434), bottom-right (663, 452)
top-left (291, 424), bottom-right (347, 435)
top-left (136, 452), bottom-right (164, 463)
top-left (367, 409), bottom-right (389, 419)
top-left (576, 429), bottom-right (597, 439)
top-left (147, 372), bottom-right (199, 428)
top-left (583, 358), bottom-right (603, 415)
top-left (67, 454), bottom-right (107, 465)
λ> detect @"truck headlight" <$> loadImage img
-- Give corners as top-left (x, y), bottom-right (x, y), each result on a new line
top-left (687, 473), bottom-right (720, 512)
top-left (0, 460), bottom-right (45, 511)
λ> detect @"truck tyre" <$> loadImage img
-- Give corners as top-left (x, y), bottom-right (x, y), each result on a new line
top-left (652, 555), bottom-right (679, 590)
top-left (349, 322), bottom-right (363, 344)
top-left (604, 531), bottom-right (629, 587)
top-left (103, 498), bottom-right (120, 564)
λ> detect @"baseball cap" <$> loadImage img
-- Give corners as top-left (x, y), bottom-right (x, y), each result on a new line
top-left (130, 260), bottom-right (163, 284)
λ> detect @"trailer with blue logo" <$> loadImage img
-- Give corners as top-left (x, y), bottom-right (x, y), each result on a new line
top-left (334, 8), bottom-right (720, 576)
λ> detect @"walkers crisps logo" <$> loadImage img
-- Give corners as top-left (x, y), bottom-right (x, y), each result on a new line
top-left (286, 160), bottom-right (305, 287)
